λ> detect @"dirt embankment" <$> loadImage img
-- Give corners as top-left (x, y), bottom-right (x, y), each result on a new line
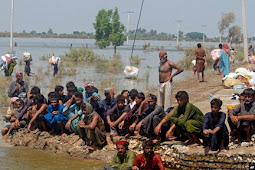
top-left (171, 62), bottom-right (253, 105)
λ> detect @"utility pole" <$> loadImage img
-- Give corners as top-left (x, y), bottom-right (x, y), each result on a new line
top-left (176, 20), bottom-right (182, 47)
top-left (124, 11), bottom-right (133, 46)
top-left (202, 25), bottom-right (207, 46)
top-left (241, 0), bottom-right (248, 62)
top-left (10, 0), bottom-right (14, 53)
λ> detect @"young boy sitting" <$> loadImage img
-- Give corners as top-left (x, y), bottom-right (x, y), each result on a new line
top-left (44, 97), bottom-right (67, 136)
top-left (203, 99), bottom-right (229, 152)
top-left (27, 94), bottom-right (48, 133)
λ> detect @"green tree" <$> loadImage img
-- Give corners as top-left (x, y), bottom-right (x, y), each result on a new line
top-left (110, 8), bottom-right (126, 54)
top-left (48, 29), bottom-right (53, 34)
top-left (186, 32), bottom-right (204, 40)
top-left (228, 25), bottom-right (241, 46)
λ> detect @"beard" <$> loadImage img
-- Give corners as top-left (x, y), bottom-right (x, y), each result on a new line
top-left (160, 58), bottom-right (167, 66)
top-left (144, 151), bottom-right (154, 159)
top-left (245, 99), bottom-right (253, 105)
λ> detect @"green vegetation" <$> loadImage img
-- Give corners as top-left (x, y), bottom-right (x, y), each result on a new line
top-left (62, 46), bottom-right (101, 63)
top-left (0, 77), bottom-right (12, 106)
top-left (93, 8), bottom-right (126, 54)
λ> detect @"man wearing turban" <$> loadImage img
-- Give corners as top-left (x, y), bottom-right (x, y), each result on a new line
top-left (105, 140), bottom-right (136, 170)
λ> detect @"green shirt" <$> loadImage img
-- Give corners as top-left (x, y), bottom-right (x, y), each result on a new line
top-left (109, 150), bottom-right (136, 170)
top-left (169, 102), bottom-right (204, 128)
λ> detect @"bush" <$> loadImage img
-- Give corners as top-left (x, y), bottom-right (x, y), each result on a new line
top-left (130, 55), bottom-right (141, 65)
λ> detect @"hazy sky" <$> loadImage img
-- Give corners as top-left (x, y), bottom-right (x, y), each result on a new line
top-left (1, 0), bottom-right (254, 38)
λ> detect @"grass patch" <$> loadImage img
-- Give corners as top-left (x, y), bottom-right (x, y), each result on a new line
top-left (130, 55), bottom-right (141, 65)
top-left (0, 77), bottom-right (12, 106)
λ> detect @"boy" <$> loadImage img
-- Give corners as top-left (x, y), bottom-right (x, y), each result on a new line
top-left (203, 99), bottom-right (229, 152)
top-left (44, 97), bottom-right (67, 136)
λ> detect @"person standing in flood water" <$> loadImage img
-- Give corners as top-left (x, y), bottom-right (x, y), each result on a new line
top-left (158, 51), bottom-right (183, 110)
top-left (195, 43), bottom-right (206, 82)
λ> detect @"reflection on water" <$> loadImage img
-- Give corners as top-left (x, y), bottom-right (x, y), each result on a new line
top-left (0, 107), bottom-right (104, 170)
top-left (0, 146), bottom-right (105, 170)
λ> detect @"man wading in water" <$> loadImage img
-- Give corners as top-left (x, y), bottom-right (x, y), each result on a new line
top-left (158, 51), bottom-right (183, 110)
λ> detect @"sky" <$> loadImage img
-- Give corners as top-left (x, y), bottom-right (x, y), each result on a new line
top-left (0, 0), bottom-right (255, 38)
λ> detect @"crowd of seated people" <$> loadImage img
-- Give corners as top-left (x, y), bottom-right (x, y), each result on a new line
top-left (3, 72), bottom-right (255, 153)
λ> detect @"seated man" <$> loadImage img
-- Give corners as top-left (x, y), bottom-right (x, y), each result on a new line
top-left (124, 92), bottom-right (149, 135)
top-left (99, 88), bottom-right (117, 131)
top-left (107, 95), bottom-right (130, 136)
top-left (8, 71), bottom-right (29, 97)
top-left (135, 94), bottom-right (166, 141)
top-left (16, 86), bottom-right (42, 125)
top-left (27, 94), bottom-right (48, 133)
top-left (1, 98), bottom-right (24, 136)
top-left (44, 97), bottom-right (67, 136)
top-left (64, 92), bottom-right (85, 134)
top-left (132, 140), bottom-right (165, 170)
top-left (203, 99), bottom-right (229, 152)
top-left (169, 91), bottom-right (204, 147)
top-left (229, 88), bottom-right (255, 143)
top-left (77, 102), bottom-right (106, 150)
top-left (105, 140), bottom-right (135, 170)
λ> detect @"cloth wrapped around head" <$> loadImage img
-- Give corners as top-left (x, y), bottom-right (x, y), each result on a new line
top-left (159, 51), bottom-right (167, 57)
top-left (16, 71), bottom-right (23, 76)
top-left (116, 140), bottom-right (128, 146)
top-left (84, 83), bottom-right (93, 89)
top-left (222, 43), bottom-right (230, 56)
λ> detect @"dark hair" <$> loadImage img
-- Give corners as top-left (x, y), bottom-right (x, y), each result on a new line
top-left (175, 91), bottom-right (189, 101)
top-left (149, 94), bottom-right (157, 101)
top-left (129, 89), bottom-right (138, 100)
top-left (15, 98), bottom-right (23, 104)
top-left (210, 98), bottom-right (222, 108)
top-left (80, 102), bottom-right (86, 110)
top-left (50, 97), bottom-right (58, 102)
top-left (88, 86), bottom-right (98, 96)
top-left (137, 92), bottom-right (145, 100)
top-left (35, 94), bottom-right (45, 104)
top-left (30, 86), bottom-right (41, 95)
top-left (48, 92), bottom-right (59, 100)
top-left (239, 93), bottom-right (245, 97)
top-left (243, 88), bottom-right (255, 97)
top-left (116, 94), bottom-right (125, 103)
top-left (55, 85), bottom-right (64, 93)
top-left (219, 44), bottom-right (223, 48)
top-left (142, 140), bottom-right (154, 149)
top-left (121, 89), bottom-right (129, 95)
top-left (66, 81), bottom-right (75, 89)
top-left (74, 91), bottom-right (83, 98)
top-left (197, 43), bottom-right (201, 48)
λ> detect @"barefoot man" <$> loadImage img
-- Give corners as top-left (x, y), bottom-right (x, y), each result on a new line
top-left (158, 51), bottom-right (183, 110)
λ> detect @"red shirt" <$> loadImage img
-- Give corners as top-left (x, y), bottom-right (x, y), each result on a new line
top-left (133, 153), bottom-right (165, 170)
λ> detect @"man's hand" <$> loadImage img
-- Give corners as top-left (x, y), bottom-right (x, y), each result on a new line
top-left (208, 129), bottom-right (215, 134)
top-left (109, 88), bottom-right (116, 98)
top-left (230, 115), bottom-right (239, 125)
top-left (132, 166), bottom-right (139, 170)
top-left (65, 120), bottom-right (71, 130)
top-left (109, 121), bottom-right (116, 130)
top-left (129, 123), bottom-right (136, 131)
top-left (203, 129), bottom-right (209, 137)
top-left (15, 119), bottom-right (19, 127)
top-left (154, 124), bottom-right (162, 135)
top-left (169, 75), bottom-right (173, 82)
top-left (52, 111), bottom-right (59, 115)
top-left (15, 82), bottom-right (20, 92)
top-left (118, 121), bottom-right (124, 129)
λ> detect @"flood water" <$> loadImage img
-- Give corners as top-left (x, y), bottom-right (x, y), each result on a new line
top-left (0, 37), bottom-right (220, 169)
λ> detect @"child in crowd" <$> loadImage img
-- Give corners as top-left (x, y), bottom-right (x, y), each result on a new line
top-left (203, 99), bottom-right (229, 152)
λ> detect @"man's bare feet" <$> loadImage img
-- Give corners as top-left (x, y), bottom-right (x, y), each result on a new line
top-left (189, 142), bottom-right (201, 147)
top-left (32, 128), bottom-right (39, 134)
top-left (184, 139), bottom-right (193, 145)
top-left (61, 133), bottom-right (67, 137)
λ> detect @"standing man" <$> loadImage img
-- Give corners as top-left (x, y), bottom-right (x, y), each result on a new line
top-left (158, 51), bottom-right (183, 110)
top-left (8, 71), bottom-right (29, 97)
top-left (195, 43), bottom-right (206, 82)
